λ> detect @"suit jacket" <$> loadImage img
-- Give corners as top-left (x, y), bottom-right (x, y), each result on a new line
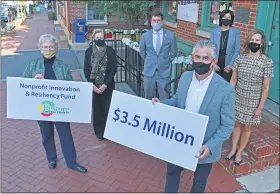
top-left (22, 57), bottom-right (72, 81)
top-left (162, 71), bottom-right (235, 164)
top-left (210, 26), bottom-right (241, 66)
top-left (139, 28), bottom-right (177, 78)
top-left (83, 45), bottom-right (117, 89)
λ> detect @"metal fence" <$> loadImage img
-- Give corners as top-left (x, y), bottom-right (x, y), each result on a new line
top-left (86, 32), bottom-right (192, 98)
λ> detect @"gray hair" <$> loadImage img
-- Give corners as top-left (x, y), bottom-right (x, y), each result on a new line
top-left (38, 34), bottom-right (59, 50)
top-left (192, 40), bottom-right (217, 59)
top-left (92, 28), bottom-right (106, 39)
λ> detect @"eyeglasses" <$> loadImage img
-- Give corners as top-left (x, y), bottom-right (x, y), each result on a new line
top-left (41, 45), bottom-right (56, 50)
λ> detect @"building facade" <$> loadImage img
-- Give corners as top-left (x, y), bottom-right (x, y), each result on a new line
top-left (56, 0), bottom-right (160, 43)
top-left (160, 0), bottom-right (279, 105)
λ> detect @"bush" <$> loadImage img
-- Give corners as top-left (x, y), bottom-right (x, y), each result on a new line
top-left (47, 11), bottom-right (55, 20)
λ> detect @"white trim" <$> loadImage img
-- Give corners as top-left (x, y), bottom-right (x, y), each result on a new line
top-left (86, 2), bottom-right (107, 25)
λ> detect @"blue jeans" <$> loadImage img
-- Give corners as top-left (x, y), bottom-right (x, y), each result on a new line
top-left (165, 162), bottom-right (213, 193)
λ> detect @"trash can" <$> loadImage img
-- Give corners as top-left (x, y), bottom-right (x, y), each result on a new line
top-left (74, 19), bottom-right (86, 43)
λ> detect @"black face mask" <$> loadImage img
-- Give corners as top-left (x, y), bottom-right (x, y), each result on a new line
top-left (94, 39), bottom-right (106, 47)
top-left (248, 42), bottom-right (261, 53)
top-left (221, 18), bottom-right (231, 26)
top-left (192, 61), bottom-right (212, 75)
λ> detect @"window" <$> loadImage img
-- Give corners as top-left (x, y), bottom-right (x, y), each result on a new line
top-left (200, 1), bottom-right (233, 31)
top-left (162, 0), bottom-right (198, 23)
top-left (86, 2), bottom-right (108, 25)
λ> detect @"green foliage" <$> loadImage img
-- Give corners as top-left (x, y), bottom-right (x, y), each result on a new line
top-left (87, 0), bottom-right (156, 29)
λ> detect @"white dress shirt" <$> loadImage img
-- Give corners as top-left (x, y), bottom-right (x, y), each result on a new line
top-left (153, 29), bottom-right (163, 51)
top-left (185, 71), bottom-right (214, 113)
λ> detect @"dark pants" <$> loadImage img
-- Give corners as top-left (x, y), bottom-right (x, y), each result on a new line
top-left (217, 69), bottom-right (232, 82)
top-left (92, 88), bottom-right (113, 139)
top-left (37, 121), bottom-right (78, 168)
top-left (165, 162), bottom-right (213, 193)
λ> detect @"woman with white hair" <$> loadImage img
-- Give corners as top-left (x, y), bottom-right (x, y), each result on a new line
top-left (22, 34), bottom-right (87, 174)
top-left (84, 28), bottom-right (117, 141)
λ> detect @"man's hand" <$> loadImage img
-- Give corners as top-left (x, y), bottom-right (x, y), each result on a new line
top-left (93, 85), bottom-right (102, 94)
top-left (152, 97), bottom-right (160, 104)
top-left (99, 84), bottom-right (107, 93)
top-left (224, 65), bottom-right (232, 73)
top-left (195, 145), bottom-right (211, 160)
top-left (34, 74), bottom-right (44, 79)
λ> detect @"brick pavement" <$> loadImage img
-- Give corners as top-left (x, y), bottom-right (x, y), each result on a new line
top-left (0, 81), bottom-right (243, 193)
top-left (1, 9), bottom-right (68, 53)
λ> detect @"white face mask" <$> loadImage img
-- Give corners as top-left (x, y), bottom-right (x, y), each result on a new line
top-left (151, 22), bottom-right (163, 31)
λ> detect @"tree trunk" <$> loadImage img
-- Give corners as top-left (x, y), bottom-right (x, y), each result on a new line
top-left (128, 15), bottom-right (134, 30)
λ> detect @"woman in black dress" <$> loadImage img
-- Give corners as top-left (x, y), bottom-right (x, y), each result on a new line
top-left (84, 28), bottom-right (117, 140)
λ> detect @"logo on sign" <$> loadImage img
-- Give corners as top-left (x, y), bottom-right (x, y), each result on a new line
top-left (38, 100), bottom-right (70, 117)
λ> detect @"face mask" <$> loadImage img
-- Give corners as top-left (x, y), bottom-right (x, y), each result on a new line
top-left (42, 50), bottom-right (56, 59)
top-left (221, 18), bottom-right (231, 26)
top-left (151, 22), bottom-right (163, 31)
top-left (94, 39), bottom-right (106, 47)
top-left (192, 61), bottom-right (212, 75)
top-left (248, 42), bottom-right (261, 53)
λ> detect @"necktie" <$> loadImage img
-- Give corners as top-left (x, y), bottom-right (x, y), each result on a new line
top-left (156, 32), bottom-right (161, 54)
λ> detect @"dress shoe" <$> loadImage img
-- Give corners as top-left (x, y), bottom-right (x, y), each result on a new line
top-left (48, 161), bottom-right (57, 169)
top-left (73, 165), bottom-right (87, 174)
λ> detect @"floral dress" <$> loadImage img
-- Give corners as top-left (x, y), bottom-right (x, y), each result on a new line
top-left (232, 53), bottom-right (274, 125)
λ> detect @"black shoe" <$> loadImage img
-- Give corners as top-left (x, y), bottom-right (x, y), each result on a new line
top-left (48, 161), bottom-right (57, 169)
top-left (225, 151), bottom-right (237, 161)
top-left (233, 160), bottom-right (243, 166)
top-left (97, 136), bottom-right (107, 141)
top-left (73, 166), bottom-right (87, 174)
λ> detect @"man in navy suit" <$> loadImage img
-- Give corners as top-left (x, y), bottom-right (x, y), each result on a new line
top-left (140, 11), bottom-right (177, 100)
top-left (152, 40), bottom-right (235, 193)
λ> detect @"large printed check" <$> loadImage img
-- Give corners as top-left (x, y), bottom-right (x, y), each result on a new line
top-left (104, 90), bottom-right (209, 171)
top-left (7, 77), bottom-right (93, 123)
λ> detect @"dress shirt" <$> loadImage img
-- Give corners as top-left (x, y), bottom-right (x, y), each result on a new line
top-left (185, 70), bottom-right (214, 113)
top-left (153, 28), bottom-right (163, 51)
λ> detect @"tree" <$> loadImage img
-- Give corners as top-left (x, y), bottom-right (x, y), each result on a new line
top-left (88, 0), bottom-right (156, 29)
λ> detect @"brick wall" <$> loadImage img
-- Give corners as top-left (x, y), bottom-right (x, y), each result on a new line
top-left (66, 1), bottom-right (150, 33)
top-left (163, 0), bottom-right (258, 51)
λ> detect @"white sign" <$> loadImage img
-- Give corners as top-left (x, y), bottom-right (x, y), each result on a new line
top-left (104, 91), bottom-right (209, 171)
top-left (7, 77), bottom-right (93, 123)
top-left (177, 3), bottom-right (199, 23)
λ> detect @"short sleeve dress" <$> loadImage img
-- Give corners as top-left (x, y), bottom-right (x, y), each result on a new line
top-left (232, 54), bottom-right (274, 125)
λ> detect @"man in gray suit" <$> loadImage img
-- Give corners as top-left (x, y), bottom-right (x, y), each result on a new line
top-left (140, 11), bottom-right (177, 100)
top-left (152, 40), bottom-right (235, 193)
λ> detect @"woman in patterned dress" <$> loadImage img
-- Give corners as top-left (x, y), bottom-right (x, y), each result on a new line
top-left (225, 29), bottom-right (274, 165)
top-left (84, 29), bottom-right (117, 141)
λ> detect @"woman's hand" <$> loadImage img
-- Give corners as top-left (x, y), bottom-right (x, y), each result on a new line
top-left (34, 74), bottom-right (44, 79)
top-left (99, 84), bottom-right (107, 93)
top-left (224, 65), bottom-right (232, 73)
top-left (254, 107), bottom-right (263, 119)
top-left (93, 85), bottom-right (102, 94)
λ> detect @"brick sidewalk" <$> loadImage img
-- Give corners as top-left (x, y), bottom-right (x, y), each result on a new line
top-left (1, 10), bottom-right (68, 53)
top-left (0, 81), bottom-right (243, 193)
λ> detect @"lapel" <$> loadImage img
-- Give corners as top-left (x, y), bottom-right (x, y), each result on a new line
top-left (226, 27), bottom-right (233, 53)
top-left (52, 58), bottom-right (62, 80)
top-left (158, 28), bottom-right (167, 55)
top-left (217, 27), bottom-right (221, 56)
top-left (198, 73), bottom-right (220, 114)
top-left (180, 73), bottom-right (193, 109)
top-left (149, 30), bottom-right (157, 55)
top-left (37, 57), bottom-right (45, 74)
